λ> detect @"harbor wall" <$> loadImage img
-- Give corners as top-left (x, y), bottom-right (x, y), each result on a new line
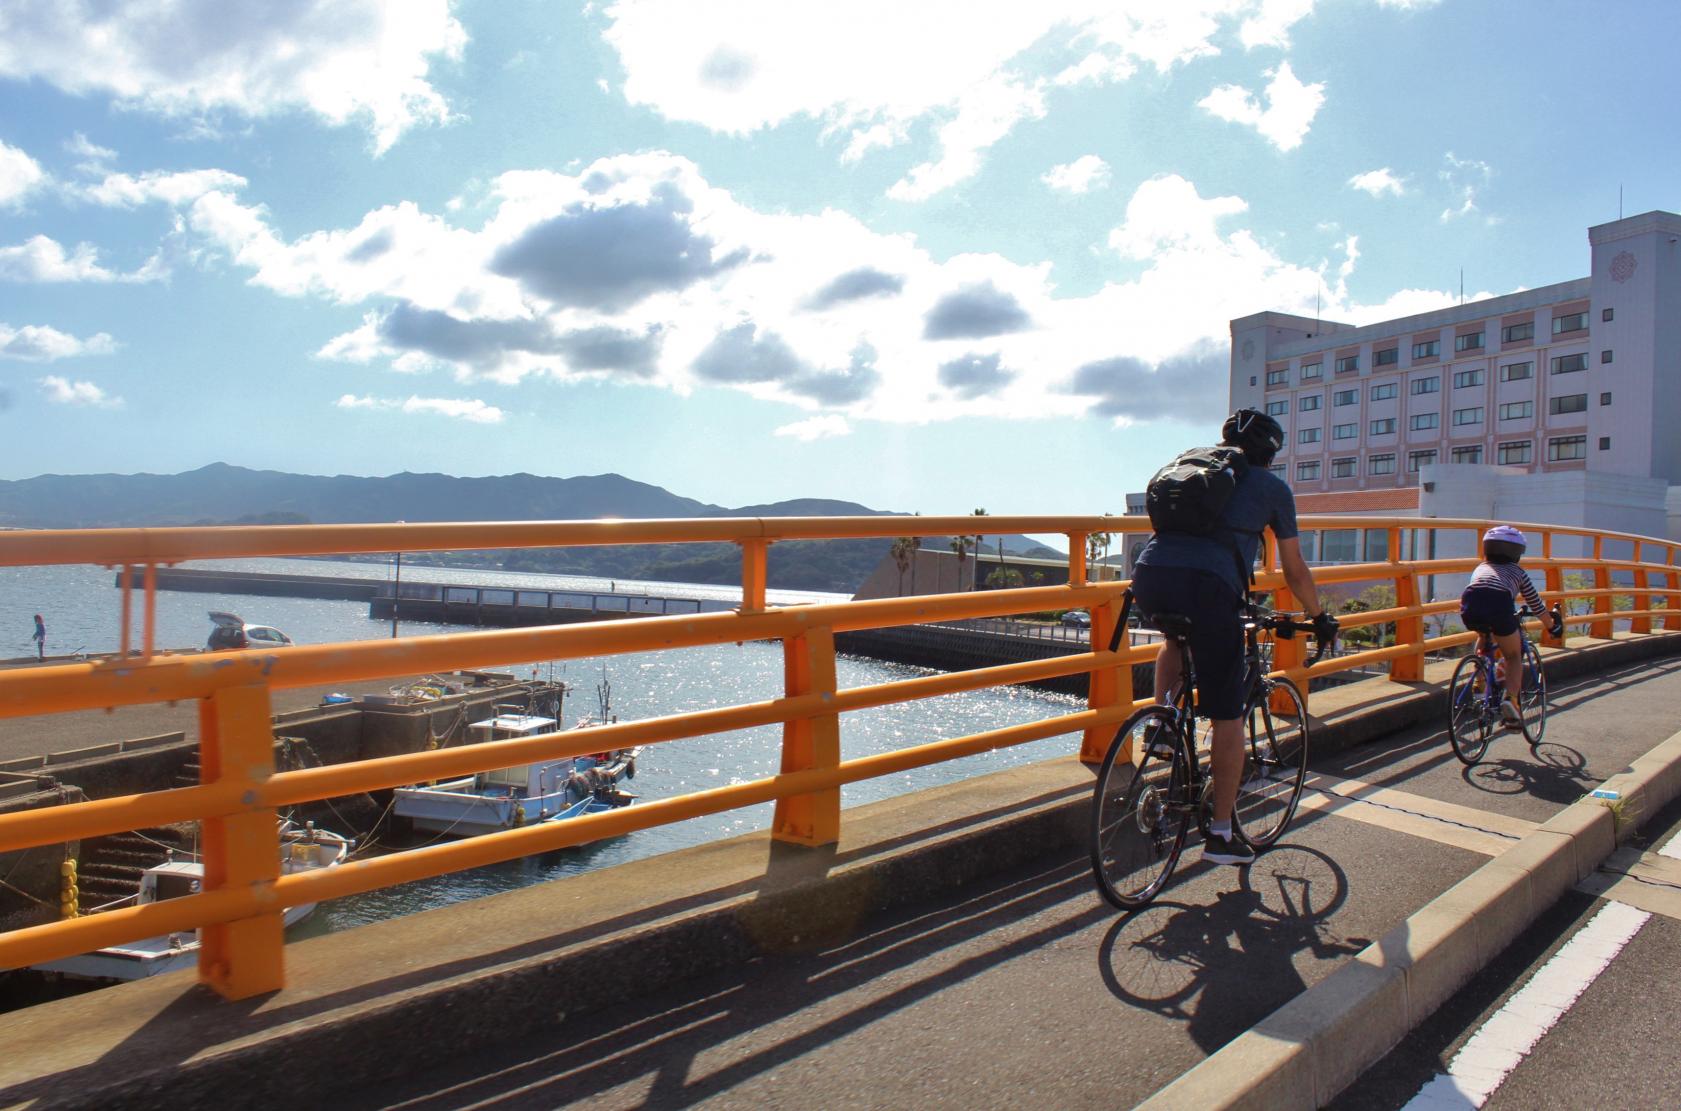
top-left (835, 624), bottom-right (1156, 699)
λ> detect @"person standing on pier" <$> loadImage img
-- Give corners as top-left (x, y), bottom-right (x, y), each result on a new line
top-left (31, 614), bottom-right (45, 660)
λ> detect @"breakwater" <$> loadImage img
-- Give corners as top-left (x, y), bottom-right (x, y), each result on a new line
top-left (836, 623), bottom-right (1155, 699)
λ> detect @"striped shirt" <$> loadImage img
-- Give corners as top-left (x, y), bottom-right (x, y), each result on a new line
top-left (1466, 561), bottom-right (1547, 618)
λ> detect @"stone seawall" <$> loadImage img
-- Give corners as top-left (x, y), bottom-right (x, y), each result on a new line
top-left (835, 624), bottom-right (1156, 699)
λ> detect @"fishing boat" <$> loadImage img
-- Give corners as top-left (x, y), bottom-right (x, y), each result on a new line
top-left (391, 679), bottom-right (638, 838)
top-left (35, 821), bottom-right (351, 982)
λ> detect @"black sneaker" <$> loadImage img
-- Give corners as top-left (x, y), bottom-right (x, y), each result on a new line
top-left (1203, 832), bottom-right (1256, 866)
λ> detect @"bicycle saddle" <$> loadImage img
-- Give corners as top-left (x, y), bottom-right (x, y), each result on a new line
top-left (1150, 613), bottom-right (1194, 639)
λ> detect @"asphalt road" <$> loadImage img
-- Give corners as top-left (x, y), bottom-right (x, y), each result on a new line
top-left (331, 656), bottom-right (1681, 1109)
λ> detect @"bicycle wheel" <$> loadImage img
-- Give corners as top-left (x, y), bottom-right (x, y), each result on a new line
top-left (1233, 677), bottom-right (1309, 849)
top-left (1447, 655), bottom-right (1492, 765)
top-left (1520, 638), bottom-right (1547, 747)
top-left (1091, 707), bottom-right (1192, 910)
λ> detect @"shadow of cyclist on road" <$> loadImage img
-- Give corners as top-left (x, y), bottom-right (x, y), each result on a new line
top-left (1461, 741), bottom-right (1592, 804)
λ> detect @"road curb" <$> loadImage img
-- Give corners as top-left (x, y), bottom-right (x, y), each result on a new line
top-left (1137, 725), bottom-right (1681, 1111)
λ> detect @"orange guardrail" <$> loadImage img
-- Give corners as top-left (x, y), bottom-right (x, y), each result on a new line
top-left (0, 514), bottom-right (1677, 998)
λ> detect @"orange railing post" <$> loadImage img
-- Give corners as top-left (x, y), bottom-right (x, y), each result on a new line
top-left (1591, 535), bottom-right (1613, 640)
top-left (740, 539), bottom-right (769, 613)
top-left (1667, 545), bottom-right (1681, 632)
top-left (197, 683), bottom-right (284, 999)
top-left (772, 627), bottom-right (841, 846)
top-left (1632, 541), bottom-right (1653, 635)
top-left (1392, 567), bottom-right (1424, 682)
top-left (1080, 593), bottom-right (1124, 765)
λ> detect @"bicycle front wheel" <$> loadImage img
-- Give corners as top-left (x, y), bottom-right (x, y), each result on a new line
top-left (1234, 677), bottom-right (1309, 849)
top-left (1091, 707), bottom-right (1191, 910)
top-left (1520, 638), bottom-right (1548, 747)
top-left (1448, 655), bottom-right (1492, 765)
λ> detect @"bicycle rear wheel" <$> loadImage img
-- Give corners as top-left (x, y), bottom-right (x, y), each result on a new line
top-left (1233, 677), bottom-right (1309, 849)
top-left (1448, 655), bottom-right (1492, 765)
top-left (1091, 707), bottom-right (1192, 910)
top-left (1520, 638), bottom-right (1548, 747)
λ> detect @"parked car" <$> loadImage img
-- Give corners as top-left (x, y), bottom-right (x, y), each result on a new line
top-left (1060, 610), bottom-right (1091, 628)
top-left (207, 612), bottom-right (294, 651)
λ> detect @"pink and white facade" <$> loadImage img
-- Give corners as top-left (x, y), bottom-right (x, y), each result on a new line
top-left (1228, 210), bottom-right (1681, 547)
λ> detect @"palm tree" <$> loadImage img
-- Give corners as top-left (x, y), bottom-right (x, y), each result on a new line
top-left (889, 536), bottom-right (916, 596)
top-left (949, 533), bottom-right (972, 592)
top-left (970, 508), bottom-right (989, 590)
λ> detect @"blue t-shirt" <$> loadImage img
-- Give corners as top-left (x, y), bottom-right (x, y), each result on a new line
top-left (1135, 465), bottom-right (1300, 595)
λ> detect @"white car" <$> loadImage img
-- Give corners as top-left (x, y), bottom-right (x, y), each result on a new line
top-left (207, 612), bottom-right (294, 651)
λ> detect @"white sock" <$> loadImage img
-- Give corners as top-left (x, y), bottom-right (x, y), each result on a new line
top-left (1210, 820), bottom-right (1232, 838)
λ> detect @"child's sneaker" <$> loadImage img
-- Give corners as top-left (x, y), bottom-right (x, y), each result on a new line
top-left (1202, 832), bottom-right (1256, 866)
top-left (1500, 699), bottom-right (1523, 731)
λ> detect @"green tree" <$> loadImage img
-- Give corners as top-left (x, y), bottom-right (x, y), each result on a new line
top-left (970, 508), bottom-right (990, 590)
top-left (949, 533), bottom-right (972, 592)
top-left (986, 565), bottom-right (1025, 589)
top-left (889, 536), bottom-right (917, 596)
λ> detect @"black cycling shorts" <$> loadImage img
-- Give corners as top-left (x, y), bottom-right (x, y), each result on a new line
top-left (1130, 564), bottom-right (1246, 720)
top-left (1460, 584), bottom-right (1520, 637)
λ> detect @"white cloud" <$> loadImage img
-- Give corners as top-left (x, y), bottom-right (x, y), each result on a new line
top-left (1347, 167), bottom-right (1407, 198)
top-left (39, 375), bottom-right (122, 407)
top-left (0, 1), bottom-right (467, 153)
top-left (1377, 0), bottom-right (1441, 8)
top-left (0, 235), bottom-right (164, 283)
top-left (64, 133), bottom-right (117, 172)
top-left (0, 139), bottom-right (48, 208)
top-left (1042, 155), bottom-right (1113, 195)
top-left (1197, 61), bottom-right (1325, 151)
top-left (0, 322), bottom-right (117, 361)
top-left (1440, 151), bottom-right (1495, 223)
top-left (336, 393), bottom-right (505, 423)
top-left (604, 1), bottom-right (1329, 198)
top-left (76, 168), bottom-right (249, 208)
top-left (774, 414), bottom-right (851, 441)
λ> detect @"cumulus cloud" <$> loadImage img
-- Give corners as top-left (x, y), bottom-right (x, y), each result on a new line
top-left (1041, 155), bottom-right (1112, 195)
top-left (39, 375), bottom-right (122, 407)
top-left (804, 267), bottom-right (905, 310)
top-left (774, 414), bottom-right (850, 441)
top-left (604, 1), bottom-right (1325, 198)
top-left (64, 133), bottom-right (117, 172)
top-left (1198, 61), bottom-right (1325, 151)
top-left (923, 282), bottom-right (1032, 340)
top-left (1062, 345), bottom-right (1225, 422)
top-left (0, 322), bottom-right (117, 361)
top-left (75, 168), bottom-right (249, 208)
top-left (335, 393), bottom-right (505, 423)
top-left (0, 1), bottom-right (467, 153)
top-left (938, 352), bottom-right (1015, 399)
top-left (0, 139), bottom-right (48, 208)
top-left (1439, 151), bottom-right (1495, 223)
top-left (1347, 167), bottom-right (1407, 197)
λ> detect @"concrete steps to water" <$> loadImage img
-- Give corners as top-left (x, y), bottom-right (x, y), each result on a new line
top-left (75, 828), bottom-right (191, 913)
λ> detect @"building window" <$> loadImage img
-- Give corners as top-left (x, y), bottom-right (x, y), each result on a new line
top-left (1297, 461), bottom-right (1321, 481)
top-left (1250, 375), bottom-right (1257, 386)
top-left (1455, 332), bottom-right (1485, 352)
top-left (1601, 349), bottom-right (1613, 364)
top-left (1368, 453), bottom-right (1396, 475)
top-left (1408, 450), bottom-right (1437, 472)
top-left (1453, 369), bottom-right (1483, 389)
top-left (1552, 311), bottom-right (1588, 335)
top-left (1333, 388), bottom-right (1358, 406)
top-left (1410, 412), bottom-right (1440, 431)
top-left (1331, 457), bottom-right (1357, 478)
top-left (1298, 427), bottom-right (1321, 443)
top-left (1365, 529), bottom-right (1389, 560)
top-left (1332, 422), bottom-right (1358, 440)
top-left (1410, 376), bottom-right (1440, 395)
top-left (1374, 347), bottom-right (1399, 367)
top-left (1499, 400), bottom-right (1533, 420)
top-left (1600, 392), bottom-right (1612, 406)
top-left (1498, 441), bottom-right (1532, 465)
top-left (1370, 382), bottom-right (1398, 401)
top-left (1370, 417), bottom-right (1397, 435)
top-left (1266, 399), bottom-right (1288, 416)
top-left (1299, 364), bottom-right (1322, 383)
top-left (1412, 339), bottom-right (1440, 360)
top-left (1602, 307), bottom-right (1614, 322)
top-left (1452, 407), bottom-right (1483, 427)
top-left (1320, 529), bottom-right (1358, 562)
top-left (1599, 436), bottom-right (1611, 451)
top-left (1501, 321), bottom-right (1534, 344)
top-left (1500, 361), bottom-right (1534, 382)
top-left (1451, 446), bottom-right (1484, 464)
top-left (1266, 368), bottom-right (1289, 386)
top-left (1547, 435), bottom-right (1587, 461)
top-left (1336, 354), bottom-right (1360, 374)
top-left (1551, 353), bottom-right (1588, 375)
top-left (1548, 393), bottom-right (1588, 415)
top-left (1299, 394), bottom-right (1321, 411)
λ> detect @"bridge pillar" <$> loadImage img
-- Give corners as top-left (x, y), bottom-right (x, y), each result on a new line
top-left (198, 683), bottom-right (284, 999)
top-left (773, 628), bottom-right (841, 846)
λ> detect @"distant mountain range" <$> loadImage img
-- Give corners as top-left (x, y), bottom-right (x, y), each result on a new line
top-left (0, 464), bottom-right (1061, 593)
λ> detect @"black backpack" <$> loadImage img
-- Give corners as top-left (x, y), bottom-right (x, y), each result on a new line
top-left (1144, 445), bottom-right (1254, 584)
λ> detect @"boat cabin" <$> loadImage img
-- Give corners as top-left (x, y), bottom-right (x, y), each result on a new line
top-left (468, 713), bottom-right (560, 790)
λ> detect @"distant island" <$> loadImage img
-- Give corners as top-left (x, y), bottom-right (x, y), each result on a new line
top-left (0, 463), bottom-right (1062, 594)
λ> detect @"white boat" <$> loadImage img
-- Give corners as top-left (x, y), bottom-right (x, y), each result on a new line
top-left (392, 707), bottom-right (638, 838)
top-left (34, 822), bottom-right (351, 982)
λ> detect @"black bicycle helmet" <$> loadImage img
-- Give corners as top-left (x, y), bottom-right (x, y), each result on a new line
top-left (1482, 524), bottom-right (1526, 564)
top-left (1221, 407), bottom-right (1285, 466)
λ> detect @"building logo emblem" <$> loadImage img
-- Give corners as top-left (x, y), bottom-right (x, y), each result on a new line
top-left (1611, 250), bottom-right (1638, 284)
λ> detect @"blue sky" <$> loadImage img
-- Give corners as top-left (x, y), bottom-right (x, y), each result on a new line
top-left (2, 0), bottom-right (1677, 517)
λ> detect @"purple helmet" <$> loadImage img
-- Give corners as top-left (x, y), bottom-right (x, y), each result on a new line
top-left (1482, 525), bottom-right (1526, 564)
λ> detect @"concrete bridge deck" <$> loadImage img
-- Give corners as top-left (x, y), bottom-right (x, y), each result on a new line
top-left (4, 632), bottom-right (1681, 1109)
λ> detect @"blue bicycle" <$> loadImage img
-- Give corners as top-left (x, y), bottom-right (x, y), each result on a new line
top-left (1446, 604), bottom-right (1561, 764)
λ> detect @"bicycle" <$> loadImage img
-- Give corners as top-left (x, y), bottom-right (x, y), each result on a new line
top-left (1090, 591), bottom-right (1333, 910)
top-left (1447, 604), bottom-right (1561, 765)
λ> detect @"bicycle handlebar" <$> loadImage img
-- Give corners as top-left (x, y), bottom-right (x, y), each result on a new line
top-left (1256, 611), bottom-right (1334, 666)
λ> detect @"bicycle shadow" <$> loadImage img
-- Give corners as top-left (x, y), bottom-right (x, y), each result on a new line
top-left (1460, 740), bottom-right (1593, 803)
top-left (1096, 846), bottom-right (1369, 1054)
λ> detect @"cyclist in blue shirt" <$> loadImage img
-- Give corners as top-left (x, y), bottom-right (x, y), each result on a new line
top-left (1131, 408), bottom-right (1335, 865)
top-left (1460, 526), bottom-right (1563, 729)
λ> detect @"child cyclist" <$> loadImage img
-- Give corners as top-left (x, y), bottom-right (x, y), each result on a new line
top-left (1460, 526), bottom-right (1564, 729)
